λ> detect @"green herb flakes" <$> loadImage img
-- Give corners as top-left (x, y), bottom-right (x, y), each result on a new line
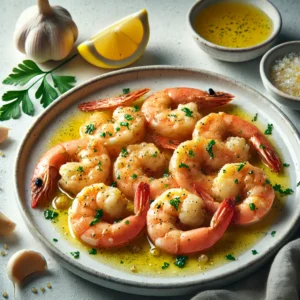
top-left (90, 209), bottom-right (103, 226)
top-left (162, 262), bottom-right (170, 270)
top-left (70, 251), bottom-right (80, 259)
top-left (123, 88), bottom-right (130, 94)
top-left (252, 250), bottom-right (258, 255)
top-left (125, 114), bottom-right (133, 121)
top-left (237, 162), bottom-right (246, 171)
top-left (283, 163), bottom-right (290, 167)
top-left (53, 238), bottom-right (58, 242)
top-left (44, 209), bottom-right (58, 220)
top-left (271, 231), bottom-right (276, 237)
top-left (169, 197), bottom-right (181, 211)
top-left (188, 150), bottom-right (194, 157)
top-left (125, 220), bottom-right (130, 225)
top-left (179, 162), bottom-right (189, 169)
top-left (111, 182), bottom-right (117, 187)
top-left (85, 124), bottom-right (95, 134)
top-left (120, 122), bottom-right (129, 129)
top-left (77, 166), bottom-right (84, 173)
top-left (252, 113), bottom-right (258, 122)
top-left (248, 170), bottom-right (254, 174)
top-left (181, 107), bottom-right (193, 117)
top-left (99, 132), bottom-right (106, 137)
top-left (249, 203), bottom-right (256, 211)
top-left (234, 179), bottom-right (239, 184)
top-left (131, 174), bottom-right (137, 179)
top-left (225, 254), bottom-right (236, 261)
top-left (264, 124), bottom-right (273, 135)
top-left (89, 248), bottom-right (97, 255)
top-left (206, 139), bottom-right (216, 158)
top-left (273, 184), bottom-right (294, 196)
top-left (121, 148), bottom-right (128, 157)
top-left (174, 256), bottom-right (188, 268)
top-left (133, 105), bottom-right (139, 112)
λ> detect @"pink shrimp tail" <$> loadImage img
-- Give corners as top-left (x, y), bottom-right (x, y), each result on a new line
top-left (211, 197), bottom-right (235, 228)
top-left (193, 184), bottom-right (219, 214)
top-left (146, 132), bottom-right (181, 150)
top-left (78, 88), bottom-right (150, 111)
top-left (249, 134), bottom-right (281, 173)
top-left (134, 182), bottom-right (150, 217)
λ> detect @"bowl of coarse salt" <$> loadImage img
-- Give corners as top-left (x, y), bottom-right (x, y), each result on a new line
top-left (260, 41), bottom-right (300, 110)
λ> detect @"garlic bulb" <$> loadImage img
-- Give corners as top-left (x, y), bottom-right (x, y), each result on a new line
top-left (14, 0), bottom-right (78, 63)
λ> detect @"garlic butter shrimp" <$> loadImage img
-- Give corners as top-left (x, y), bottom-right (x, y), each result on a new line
top-left (78, 88), bottom-right (150, 111)
top-left (80, 106), bottom-right (146, 156)
top-left (169, 138), bottom-right (250, 194)
top-left (113, 143), bottom-right (178, 200)
top-left (142, 87), bottom-right (234, 140)
top-left (211, 162), bottom-right (275, 225)
top-left (69, 182), bottom-right (150, 248)
top-left (193, 112), bottom-right (281, 172)
top-left (31, 138), bottom-right (111, 208)
top-left (147, 188), bottom-right (235, 254)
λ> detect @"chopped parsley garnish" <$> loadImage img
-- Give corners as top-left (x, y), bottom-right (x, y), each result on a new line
top-left (44, 209), bottom-right (58, 220)
top-left (70, 251), bottom-right (80, 259)
top-left (271, 231), bottom-right (276, 237)
top-left (99, 132), bottom-right (106, 137)
top-left (53, 238), bottom-right (58, 242)
top-left (272, 184), bottom-right (294, 196)
top-left (97, 162), bottom-right (102, 171)
top-left (236, 195), bottom-right (241, 203)
top-left (90, 209), bottom-right (103, 226)
top-left (223, 169), bottom-right (226, 173)
top-left (117, 174), bottom-right (121, 180)
top-left (120, 261), bottom-right (124, 264)
top-left (133, 105), bottom-right (139, 112)
top-left (249, 203), bottom-right (256, 211)
top-left (131, 174), bottom-right (137, 179)
top-left (248, 170), bottom-right (254, 174)
top-left (259, 144), bottom-right (265, 149)
top-left (283, 163), bottom-right (290, 167)
top-left (162, 262), bottom-right (170, 270)
top-left (252, 113), bottom-right (258, 122)
top-left (225, 254), bottom-right (236, 261)
top-left (89, 248), bottom-right (97, 255)
top-left (85, 124), bottom-right (95, 134)
top-left (181, 107), bottom-right (193, 117)
top-left (152, 151), bottom-right (158, 157)
top-left (234, 179), bottom-right (239, 184)
top-left (111, 182), bottom-right (117, 187)
top-left (124, 114), bottom-right (133, 121)
top-left (188, 150), bottom-right (194, 157)
top-left (125, 220), bottom-right (130, 225)
top-left (174, 256), bottom-right (188, 268)
top-left (163, 169), bottom-right (169, 177)
top-left (107, 132), bottom-right (113, 137)
top-left (265, 179), bottom-right (271, 185)
top-left (169, 197), bottom-right (181, 211)
top-left (77, 166), bottom-right (84, 173)
top-left (121, 148), bottom-right (128, 157)
top-left (237, 162), bottom-right (246, 171)
top-left (123, 88), bottom-right (130, 94)
top-left (252, 250), bottom-right (258, 255)
top-left (206, 139), bottom-right (216, 158)
top-left (120, 122), bottom-right (129, 129)
top-left (179, 162), bottom-right (189, 169)
top-left (264, 124), bottom-right (273, 135)
top-left (115, 127), bottom-right (120, 131)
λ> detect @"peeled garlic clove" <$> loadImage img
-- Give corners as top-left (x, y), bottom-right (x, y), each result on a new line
top-left (0, 212), bottom-right (16, 236)
top-left (0, 127), bottom-right (9, 144)
top-left (7, 250), bottom-right (47, 284)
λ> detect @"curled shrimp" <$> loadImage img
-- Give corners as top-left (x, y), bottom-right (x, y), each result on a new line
top-left (141, 87), bottom-right (234, 141)
top-left (193, 112), bottom-right (281, 172)
top-left (80, 106), bottom-right (146, 157)
top-left (78, 88), bottom-right (150, 111)
top-left (113, 143), bottom-right (178, 200)
top-left (211, 162), bottom-right (275, 225)
top-left (169, 138), bottom-right (250, 194)
top-left (69, 182), bottom-right (150, 248)
top-left (147, 188), bottom-right (235, 254)
top-left (31, 138), bottom-right (111, 208)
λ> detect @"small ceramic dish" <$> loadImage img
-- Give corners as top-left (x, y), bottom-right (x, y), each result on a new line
top-left (187, 0), bottom-right (282, 62)
top-left (260, 41), bottom-right (300, 110)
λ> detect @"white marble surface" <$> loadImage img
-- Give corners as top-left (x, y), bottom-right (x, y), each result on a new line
top-left (0, 0), bottom-right (299, 299)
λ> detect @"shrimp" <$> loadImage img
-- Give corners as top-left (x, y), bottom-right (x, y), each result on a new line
top-left (113, 143), bottom-right (178, 200)
top-left (169, 138), bottom-right (250, 194)
top-left (80, 106), bottom-right (146, 157)
top-left (78, 88), bottom-right (150, 111)
top-left (147, 188), bottom-right (235, 254)
top-left (141, 87), bottom-right (234, 141)
top-left (211, 162), bottom-right (275, 225)
top-left (193, 112), bottom-right (281, 172)
top-left (69, 182), bottom-right (150, 248)
top-left (31, 138), bottom-right (111, 208)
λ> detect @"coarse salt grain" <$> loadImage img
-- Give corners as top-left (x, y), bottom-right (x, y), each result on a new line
top-left (270, 52), bottom-right (300, 97)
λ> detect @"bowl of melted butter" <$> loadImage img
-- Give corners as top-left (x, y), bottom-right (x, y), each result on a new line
top-left (188, 0), bottom-right (282, 62)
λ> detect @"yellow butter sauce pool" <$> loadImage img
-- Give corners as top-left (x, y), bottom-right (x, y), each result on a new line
top-left (47, 107), bottom-right (289, 276)
top-left (194, 2), bottom-right (273, 48)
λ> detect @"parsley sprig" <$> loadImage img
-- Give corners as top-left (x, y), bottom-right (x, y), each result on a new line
top-left (0, 55), bottom-right (77, 121)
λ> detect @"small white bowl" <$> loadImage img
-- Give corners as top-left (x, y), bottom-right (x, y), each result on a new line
top-left (187, 0), bottom-right (282, 62)
top-left (260, 41), bottom-right (300, 110)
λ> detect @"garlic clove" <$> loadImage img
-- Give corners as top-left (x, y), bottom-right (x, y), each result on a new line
top-left (7, 250), bottom-right (47, 284)
top-left (0, 212), bottom-right (16, 236)
top-left (0, 127), bottom-right (9, 144)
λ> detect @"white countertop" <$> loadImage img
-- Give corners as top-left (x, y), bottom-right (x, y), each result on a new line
top-left (0, 0), bottom-right (299, 299)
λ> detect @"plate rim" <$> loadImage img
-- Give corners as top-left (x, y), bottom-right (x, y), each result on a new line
top-left (14, 65), bottom-right (300, 291)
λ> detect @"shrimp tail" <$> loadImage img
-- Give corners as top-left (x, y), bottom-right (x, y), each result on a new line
top-left (210, 197), bottom-right (235, 228)
top-left (78, 88), bottom-right (150, 111)
top-left (193, 184), bottom-right (219, 214)
top-left (249, 134), bottom-right (281, 173)
top-left (196, 92), bottom-right (235, 109)
top-left (134, 182), bottom-right (150, 216)
top-left (146, 132), bottom-right (181, 150)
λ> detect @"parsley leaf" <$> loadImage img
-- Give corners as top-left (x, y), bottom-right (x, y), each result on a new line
top-left (252, 113), bottom-right (258, 122)
top-left (169, 197), bottom-right (181, 211)
top-left (70, 251), bottom-right (80, 259)
top-left (121, 148), bottom-right (128, 157)
top-left (44, 209), bottom-right (59, 220)
top-left (249, 203), bottom-right (256, 211)
top-left (179, 162), bottom-right (189, 169)
top-left (271, 231), bottom-right (276, 237)
top-left (123, 88), bottom-right (130, 94)
top-left (90, 209), bottom-right (103, 226)
top-left (252, 250), bottom-right (258, 255)
top-left (181, 107), bottom-right (193, 117)
top-left (35, 77), bottom-right (58, 108)
top-left (174, 256), bottom-right (188, 268)
top-left (237, 162), bottom-right (246, 171)
top-left (85, 124), bottom-right (95, 134)
top-left (283, 163), bottom-right (290, 167)
top-left (89, 248), bottom-right (97, 255)
top-left (162, 262), bottom-right (170, 270)
top-left (124, 114), bottom-right (133, 121)
top-left (273, 184), bottom-right (294, 196)
top-left (51, 74), bottom-right (76, 94)
top-left (225, 254), bottom-right (236, 261)
top-left (206, 139), bottom-right (216, 158)
top-left (264, 124), bottom-right (273, 135)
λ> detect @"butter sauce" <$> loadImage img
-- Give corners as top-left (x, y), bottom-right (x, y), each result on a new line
top-left (194, 2), bottom-right (273, 48)
top-left (47, 107), bottom-right (289, 276)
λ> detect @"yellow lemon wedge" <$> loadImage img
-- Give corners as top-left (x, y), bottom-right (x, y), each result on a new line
top-left (78, 9), bottom-right (150, 69)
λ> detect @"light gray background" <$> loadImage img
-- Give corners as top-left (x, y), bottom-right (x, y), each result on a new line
top-left (0, 0), bottom-right (299, 299)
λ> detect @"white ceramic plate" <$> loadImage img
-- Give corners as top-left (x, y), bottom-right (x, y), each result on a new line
top-left (15, 66), bottom-right (300, 296)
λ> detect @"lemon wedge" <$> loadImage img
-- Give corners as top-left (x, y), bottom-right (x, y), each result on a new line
top-left (78, 9), bottom-right (150, 69)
